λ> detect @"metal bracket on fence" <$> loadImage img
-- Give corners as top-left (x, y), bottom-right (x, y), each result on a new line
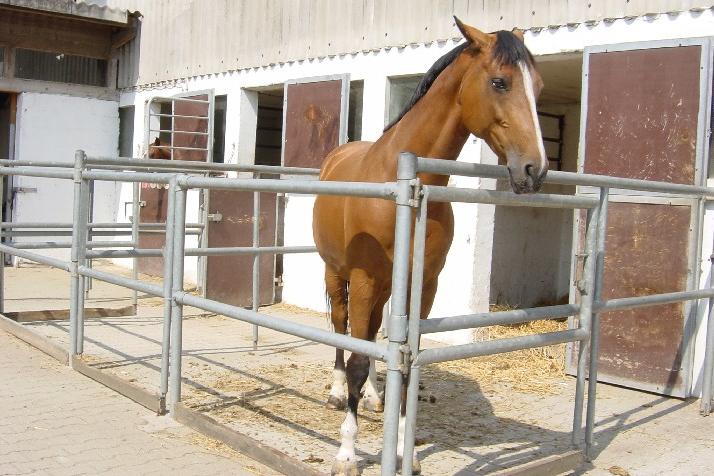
top-left (408, 178), bottom-right (421, 207)
top-left (207, 213), bottom-right (222, 222)
top-left (399, 343), bottom-right (412, 376)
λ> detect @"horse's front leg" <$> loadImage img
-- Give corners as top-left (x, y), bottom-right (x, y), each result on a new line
top-left (332, 352), bottom-right (370, 476)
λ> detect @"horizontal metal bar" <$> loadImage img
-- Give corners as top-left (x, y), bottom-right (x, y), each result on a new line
top-left (87, 245), bottom-right (317, 259)
top-left (150, 96), bottom-right (210, 104)
top-left (596, 289), bottom-right (714, 313)
top-left (149, 129), bottom-right (209, 136)
top-left (423, 185), bottom-right (598, 209)
top-left (85, 241), bottom-right (136, 249)
top-left (420, 303), bottom-right (580, 334)
top-left (83, 170), bottom-right (174, 184)
top-left (0, 243), bottom-right (71, 271)
top-left (415, 328), bottom-right (589, 366)
top-left (0, 166), bottom-right (74, 180)
top-left (1, 230), bottom-right (134, 237)
top-left (6, 241), bottom-right (72, 249)
top-left (150, 113), bottom-right (208, 120)
top-left (181, 176), bottom-right (397, 198)
top-left (0, 159), bottom-right (71, 168)
top-left (86, 249), bottom-right (155, 258)
top-left (139, 229), bottom-right (202, 236)
top-left (416, 158), bottom-right (714, 198)
top-left (86, 156), bottom-right (319, 176)
top-left (77, 265), bottom-right (164, 297)
top-left (177, 292), bottom-right (387, 360)
top-left (151, 145), bottom-right (209, 152)
top-left (185, 245), bottom-right (317, 256)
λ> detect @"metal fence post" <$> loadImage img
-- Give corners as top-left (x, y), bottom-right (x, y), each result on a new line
top-left (160, 177), bottom-right (177, 409)
top-left (572, 205), bottom-right (599, 445)
top-left (700, 252), bottom-right (714, 415)
top-left (168, 176), bottom-right (188, 410)
top-left (69, 150), bottom-right (87, 359)
top-left (75, 164), bottom-right (90, 355)
top-left (585, 187), bottom-right (609, 459)
top-left (252, 175), bottom-right (261, 350)
top-left (401, 186), bottom-right (428, 476)
top-left (85, 179), bottom-right (95, 296)
top-left (131, 181), bottom-right (140, 313)
top-left (381, 152), bottom-right (416, 476)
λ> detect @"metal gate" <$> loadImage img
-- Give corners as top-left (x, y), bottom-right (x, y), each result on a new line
top-left (139, 90), bottom-right (214, 276)
top-left (203, 75), bottom-right (348, 307)
top-left (570, 38), bottom-right (713, 396)
top-left (204, 191), bottom-right (277, 307)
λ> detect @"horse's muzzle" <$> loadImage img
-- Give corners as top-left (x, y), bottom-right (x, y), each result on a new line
top-left (507, 166), bottom-right (547, 194)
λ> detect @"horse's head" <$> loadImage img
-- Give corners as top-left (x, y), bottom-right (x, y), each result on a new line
top-left (148, 137), bottom-right (171, 160)
top-left (454, 18), bottom-right (547, 194)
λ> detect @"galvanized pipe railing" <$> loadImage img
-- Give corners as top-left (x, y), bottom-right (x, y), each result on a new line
top-left (1, 150), bottom-right (714, 475)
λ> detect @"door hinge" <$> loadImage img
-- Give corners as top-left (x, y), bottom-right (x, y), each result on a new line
top-left (207, 212), bottom-right (223, 222)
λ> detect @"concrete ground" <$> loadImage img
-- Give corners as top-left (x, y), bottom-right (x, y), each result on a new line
top-left (2, 262), bottom-right (714, 475)
top-left (0, 330), bottom-right (278, 476)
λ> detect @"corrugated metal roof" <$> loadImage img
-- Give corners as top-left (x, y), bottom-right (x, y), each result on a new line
top-left (106, 0), bottom-right (714, 87)
top-left (0, 0), bottom-right (131, 25)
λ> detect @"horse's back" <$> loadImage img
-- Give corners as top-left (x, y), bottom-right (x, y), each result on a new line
top-left (319, 141), bottom-right (374, 182)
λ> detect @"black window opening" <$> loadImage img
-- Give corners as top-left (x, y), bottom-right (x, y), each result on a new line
top-left (14, 48), bottom-right (107, 87)
top-left (386, 75), bottom-right (424, 126)
top-left (348, 80), bottom-right (363, 142)
top-left (118, 106), bottom-right (135, 158)
top-left (213, 95), bottom-right (227, 163)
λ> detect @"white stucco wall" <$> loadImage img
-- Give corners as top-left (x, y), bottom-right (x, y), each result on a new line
top-left (113, 9), bottom-right (714, 392)
top-left (13, 92), bottom-right (119, 260)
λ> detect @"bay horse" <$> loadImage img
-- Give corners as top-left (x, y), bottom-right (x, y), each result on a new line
top-left (313, 19), bottom-right (546, 475)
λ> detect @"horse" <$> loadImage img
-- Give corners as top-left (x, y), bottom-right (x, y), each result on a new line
top-left (147, 137), bottom-right (172, 160)
top-left (312, 18), bottom-right (547, 475)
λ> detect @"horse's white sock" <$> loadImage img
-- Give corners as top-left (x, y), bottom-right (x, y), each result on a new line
top-left (397, 414), bottom-right (406, 459)
top-left (363, 358), bottom-right (382, 404)
top-left (329, 368), bottom-right (347, 401)
top-left (335, 411), bottom-right (358, 462)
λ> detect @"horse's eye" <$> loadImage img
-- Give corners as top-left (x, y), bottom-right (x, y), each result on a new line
top-left (491, 78), bottom-right (508, 91)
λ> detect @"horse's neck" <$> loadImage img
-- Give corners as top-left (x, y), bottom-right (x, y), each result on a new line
top-left (370, 60), bottom-right (470, 185)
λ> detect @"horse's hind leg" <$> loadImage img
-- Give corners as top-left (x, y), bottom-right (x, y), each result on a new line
top-left (332, 270), bottom-right (379, 476)
top-left (326, 267), bottom-right (349, 410)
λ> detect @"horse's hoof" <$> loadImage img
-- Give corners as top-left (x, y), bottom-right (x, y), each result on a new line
top-left (397, 455), bottom-right (422, 475)
top-left (331, 459), bottom-right (359, 476)
top-left (326, 395), bottom-right (347, 411)
top-left (361, 397), bottom-right (384, 413)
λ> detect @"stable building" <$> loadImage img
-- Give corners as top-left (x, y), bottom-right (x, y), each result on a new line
top-left (3, 0), bottom-right (714, 401)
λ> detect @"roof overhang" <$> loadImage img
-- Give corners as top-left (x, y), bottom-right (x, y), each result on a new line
top-left (0, 0), bottom-right (134, 27)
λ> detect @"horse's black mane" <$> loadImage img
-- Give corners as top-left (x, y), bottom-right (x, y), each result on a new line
top-left (383, 30), bottom-right (534, 132)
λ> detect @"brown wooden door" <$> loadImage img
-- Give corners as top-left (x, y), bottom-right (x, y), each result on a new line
top-left (282, 76), bottom-right (348, 168)
top-left (138, 92), bottom-right (213, 276)
top-left (571, 40), bottom-right (710, 396)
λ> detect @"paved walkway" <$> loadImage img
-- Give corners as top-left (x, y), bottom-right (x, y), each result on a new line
top-left (0, 330), bottom-right (276, 476)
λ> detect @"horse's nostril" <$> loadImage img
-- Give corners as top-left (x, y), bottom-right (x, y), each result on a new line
top-left (524, 164), bottom-right (534, 179)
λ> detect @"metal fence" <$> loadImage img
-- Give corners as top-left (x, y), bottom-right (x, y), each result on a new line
top-left (0, 150), bottom-right (713, 475)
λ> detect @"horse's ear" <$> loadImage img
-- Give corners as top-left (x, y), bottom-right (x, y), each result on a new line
top-left (454, 16), bottom-right (490, 47)
top-left (511, 27), bottom-right (525, 42)
top-left (153, 137), bottom-right (160, 146)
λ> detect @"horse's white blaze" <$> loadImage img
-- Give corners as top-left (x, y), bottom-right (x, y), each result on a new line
top-left (519, 62), bottom-right (547, 171)
top-left (363, 358), bottom-right (382, 404)
top-left (335, 411), bottom-right (358, 462)
top-left (330, 368), bottom-right (347, 400)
